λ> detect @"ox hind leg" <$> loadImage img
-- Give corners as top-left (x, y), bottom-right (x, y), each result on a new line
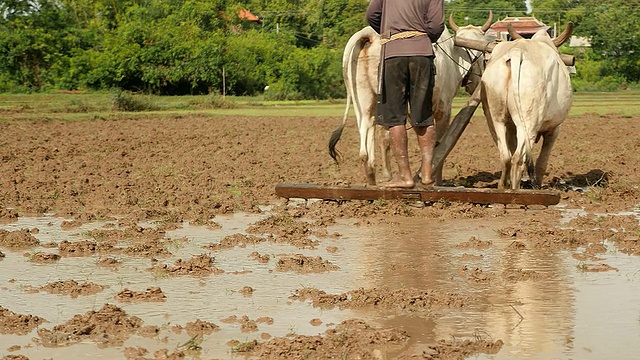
top-left (510, 126), bottom-right (537, 190)
top-left (481, 85), bottom-right (513, 189)
top-left (358, 114), bottom-right (377, 185)
top-left (492, 121), bottom-right (513, 189)
top-left (534, 127), bottom-right (560, 188)
top-left (353, 88), bottom-right (378, 185)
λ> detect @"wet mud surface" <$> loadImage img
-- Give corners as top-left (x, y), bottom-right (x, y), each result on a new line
top-left (1, 112), bottom-right (640, 359)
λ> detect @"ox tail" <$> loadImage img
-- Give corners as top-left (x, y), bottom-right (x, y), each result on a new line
top-left (329, 29), bottom-right (372, 163)
top-left (509, 47), bottom-right (536, 186)
top-left (328, 92), bottom-right (349, 162)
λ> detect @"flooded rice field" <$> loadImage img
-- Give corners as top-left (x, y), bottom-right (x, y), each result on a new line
top-left (1, 207), bottom-right (639, 359)
top-left (1, 112), bottom-right (640, 359)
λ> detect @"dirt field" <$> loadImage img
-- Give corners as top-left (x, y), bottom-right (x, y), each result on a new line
top-left (1, 110), bottom-right (639, 359)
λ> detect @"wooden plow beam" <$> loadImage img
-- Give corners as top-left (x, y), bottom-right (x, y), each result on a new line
top-left (432, 86), bottom-right (481, 172)
top-left (276, 183), bottom-right (560, 206)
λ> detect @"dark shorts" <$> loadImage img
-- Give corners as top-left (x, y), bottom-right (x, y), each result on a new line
top-left (376, 56), bottom-right (435, 128)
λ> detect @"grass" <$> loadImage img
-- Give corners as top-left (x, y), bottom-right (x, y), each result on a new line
top-left (0, 89), bottom-right (639, 121)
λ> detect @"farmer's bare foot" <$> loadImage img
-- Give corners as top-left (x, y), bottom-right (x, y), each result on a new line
top-left (421, 178), bottom-right (435, 187)
top-left (416, 170), bottom-right (434, 187)
top-left (419, 170), bottom-right (434, 187)
top-left (381, 177), bottom-right (414, 188)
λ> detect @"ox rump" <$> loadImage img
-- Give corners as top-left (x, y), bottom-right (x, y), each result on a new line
top-left (275, 183), bottom-right (560, 206)
top-left (478, 23), bottom-right (575, 189)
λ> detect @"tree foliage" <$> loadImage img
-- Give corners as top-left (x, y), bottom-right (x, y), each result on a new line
top-left (531, 0), bottom-right (640, 82)
top-left (447, 0), bottom-right (527, 28)
top-left (0, 0), bottom-right (637, 95)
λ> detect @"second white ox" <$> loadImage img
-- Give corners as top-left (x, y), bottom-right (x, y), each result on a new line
top-left (480, 23), bottom-right (574, 189)
top-left (328, 13), bottom-right (493, 186)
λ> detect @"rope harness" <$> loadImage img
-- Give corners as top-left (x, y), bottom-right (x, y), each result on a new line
top-left (433, 34), bottom-right (485, 85)
top-left (380, 30), bottom-right (428, 45)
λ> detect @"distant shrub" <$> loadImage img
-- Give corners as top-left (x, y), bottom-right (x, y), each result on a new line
top-left (110, 90), bottom-right (157, 112)
top-left (65, 98), bottom-right (91, 113)
top-left (263, 80), bottom-right (303, 101)
top-left (207, 93), bottom-right (237, 109)
top-left (572, 76), bottom-right (624, 92)
top-left (625, 82), bottom-right (640, 90)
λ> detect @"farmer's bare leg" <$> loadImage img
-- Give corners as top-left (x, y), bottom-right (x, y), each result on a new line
top-left (416, 124), bottom-right (436, 186)
top-left (382, 125), bottom-right (414, 188)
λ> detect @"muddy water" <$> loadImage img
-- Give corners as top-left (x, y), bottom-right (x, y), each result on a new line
top-left (337, 216), bottom-right (640, 359)
top-left (1, 211), bottom-right (639, 359)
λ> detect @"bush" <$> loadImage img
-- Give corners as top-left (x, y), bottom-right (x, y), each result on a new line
top-left (572, 76), bottom-right (625, 92)
top-left (263, 80), bottom-right (303, 101)
top-left (110, 90), bottom-right (156, 112)
top-left (206, 93), bottom-right (237, 109)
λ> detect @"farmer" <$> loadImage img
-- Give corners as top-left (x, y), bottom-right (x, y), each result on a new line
top-left (366, 0), bottom-right (445, 188)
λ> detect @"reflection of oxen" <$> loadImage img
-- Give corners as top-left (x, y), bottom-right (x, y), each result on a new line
top-left (328, 13), bottom-right (494, 186)
top-left (479, 23), bottom-right (574, 189)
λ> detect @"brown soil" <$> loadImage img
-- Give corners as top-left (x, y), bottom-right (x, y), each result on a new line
top-left (123, 347), bottom-right (188, 360)
top-left (168, 319), bottom-right (222, 338)
top-left (58, 239), bottom-right (114, 256)
top-left (290, 287), bottom-right (468, 313)
top-left (203, 233), bottom-right (266, 251)
top-left (148, 254), bottom-right (224, 276)
top-left (36, 304), bottom-right (143, 347)
top-left (115, 287), bottom-right (167, 302)
top-left (1, 112), bottom-right (640, 358)
top-left (0, 229), bottom-right (40, 249)
top-left (0, 208), bottom-right (18, 220)
top-left (239, 286), bottom-right (255, 296)
top-left (2, 355), bottom-right (29, 360)
top-left (275, 254), bottom-right (339, 273)
top-left (25, 251), bottom-right (61, 263)
top-left (0, 307), bottom-right (46, 335)
top-left (249, 251), bottom-right (270, 263)
top-left (36, 280), bottom-right (104, 298)
top-left (97, 256), bottom-right (122, 269)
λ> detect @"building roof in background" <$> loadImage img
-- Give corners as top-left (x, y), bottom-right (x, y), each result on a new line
top-left (569, 36), bottom-right (591, 47)
top-left (488, 17), bottom-right (549, 35)
top-left (238, 8), bottom-right (262, 24)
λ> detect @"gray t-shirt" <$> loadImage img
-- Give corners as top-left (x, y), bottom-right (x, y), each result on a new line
top-left (366, 0), bottom-right (445, 58)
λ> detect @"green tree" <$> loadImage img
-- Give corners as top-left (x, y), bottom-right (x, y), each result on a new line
top-left (0, 0), bottom-right (81, 91)
top-left (530, 0), bottom-right (578, 27)
top-left (447, 0), bottom-right (527, 27)
top-left (575, 0), bottom-right (640, 82)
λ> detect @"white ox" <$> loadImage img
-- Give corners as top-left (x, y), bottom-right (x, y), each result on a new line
top-left (479, 23), bottom-right (574, 189)
top-left (328, 13), bottom-right (494, 186)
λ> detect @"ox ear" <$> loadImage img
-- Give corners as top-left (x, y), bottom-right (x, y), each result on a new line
top-left (449, 13), bottom-right (459, 32)
top-left (507, 23), bottom-right (523, 40)
top-left (552, 22), bottom-right (574, 47)
top-left (481, 10), bottom-right (493, 33)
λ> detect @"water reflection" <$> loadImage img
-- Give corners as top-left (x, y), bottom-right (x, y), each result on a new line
top-left (332, 214), bottom-right (640, 359)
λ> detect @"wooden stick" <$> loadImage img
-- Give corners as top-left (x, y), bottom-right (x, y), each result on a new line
top-left (275, 183), bottom-right (561, 206)
top-left (432, 86), bottom-right (482, 172)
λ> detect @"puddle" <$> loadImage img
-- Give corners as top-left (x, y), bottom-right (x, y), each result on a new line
top-left (0, 212), bottom-right (639, 359)
top-left (336, 218), bottom-right (640, 359)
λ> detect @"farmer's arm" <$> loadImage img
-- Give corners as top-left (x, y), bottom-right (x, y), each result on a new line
top-left (426, 0), bottom-right (445, 42)
top-left (366, 0), bottom-right (383, 34)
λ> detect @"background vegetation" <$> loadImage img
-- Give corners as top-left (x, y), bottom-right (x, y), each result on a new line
top-left (1, 0), bottom-right (638, 98)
